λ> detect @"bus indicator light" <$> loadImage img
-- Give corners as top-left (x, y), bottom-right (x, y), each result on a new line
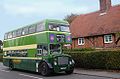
top-left (67, 36), bottom-right (71, 42)
top-left (50, 34), bottom-right (55, 43)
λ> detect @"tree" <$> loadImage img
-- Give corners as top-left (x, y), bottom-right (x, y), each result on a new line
top-left (64, 13), bottom-right (78, 24)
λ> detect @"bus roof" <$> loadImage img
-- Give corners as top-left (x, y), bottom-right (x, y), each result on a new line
top-left (5, 19), bottom-right (69, 34)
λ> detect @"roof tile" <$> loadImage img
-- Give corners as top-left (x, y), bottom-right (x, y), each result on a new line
top-left (70, 5), bottom-right (120, 38)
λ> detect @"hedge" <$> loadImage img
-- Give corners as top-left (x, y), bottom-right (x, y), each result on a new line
top-left (64, 50), bottom-right (120, 70)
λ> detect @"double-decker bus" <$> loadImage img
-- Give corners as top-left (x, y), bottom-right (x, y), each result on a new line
top-left (3, 19), bottom-right (75, 76)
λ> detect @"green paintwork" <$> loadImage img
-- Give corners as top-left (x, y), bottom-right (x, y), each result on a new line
top-left (3, 19), bottom-right (74, 74)
top-left (4, 31), bottom-right (71, 48)
top-left (28, 49), bottom-right (36, 57)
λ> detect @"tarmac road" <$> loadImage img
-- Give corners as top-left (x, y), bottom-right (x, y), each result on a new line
top-left (0, 62), bottom-right (112, 79)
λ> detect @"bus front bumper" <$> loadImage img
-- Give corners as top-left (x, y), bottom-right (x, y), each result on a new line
top-left (53, 64), bottom-right (74, 73)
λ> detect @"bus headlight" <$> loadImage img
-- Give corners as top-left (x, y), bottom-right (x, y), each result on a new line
top-left (69, 61), bottom-right (72, 65)
top-left (54, 61), bottom-right (57, 65)
top-left (72, 59), bottom-right (75, 64)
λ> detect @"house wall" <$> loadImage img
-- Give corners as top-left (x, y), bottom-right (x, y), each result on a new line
top-left (71, 34), bottom-right (118, 48)
top-left (116, 41), bottom-right (120, 47)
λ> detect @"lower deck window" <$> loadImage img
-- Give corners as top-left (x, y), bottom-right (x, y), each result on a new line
top-left (37, 45), bottom-right (48, 56)
top-left (4, 50), bottom-right (27, 57)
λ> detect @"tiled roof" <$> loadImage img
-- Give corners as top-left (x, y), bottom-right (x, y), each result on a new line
top-left (70, 5), bottom-right (120, 38)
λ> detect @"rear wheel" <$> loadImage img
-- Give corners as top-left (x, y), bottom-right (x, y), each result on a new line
top-left (39, 62), bottom-right (51, 76)
top-left (9, 61), bottom-right (14, 70)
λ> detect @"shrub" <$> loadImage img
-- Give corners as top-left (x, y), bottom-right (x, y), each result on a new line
top-left (63, 48), bottom-right (95, 51)
top-left (64, 50), bottom-right (120, 70)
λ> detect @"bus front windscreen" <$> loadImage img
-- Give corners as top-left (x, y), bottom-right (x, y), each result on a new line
top-left (59, 25), bottom-right (70, 32)
top-left (50, 44), bottom-right (61, 54)
top-left (49, 24), bottom-right (70, 32)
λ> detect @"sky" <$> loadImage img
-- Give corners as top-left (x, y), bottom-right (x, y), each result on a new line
top-left (0, 0), bottom-right (120, 40)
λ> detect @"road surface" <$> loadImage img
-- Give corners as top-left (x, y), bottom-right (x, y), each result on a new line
top-left (0, 62), bottom-right (112, 79)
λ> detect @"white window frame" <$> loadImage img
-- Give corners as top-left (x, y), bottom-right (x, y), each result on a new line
top-left (78, 38), bottom-right (85, 45)
top-left (104, 34), bottom-right (113, 43)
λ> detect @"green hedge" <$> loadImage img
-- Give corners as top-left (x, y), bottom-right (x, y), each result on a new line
top-left (64, 50), bottom-right (120, 70)
top-left (63, 48), bottom-right (95, 51)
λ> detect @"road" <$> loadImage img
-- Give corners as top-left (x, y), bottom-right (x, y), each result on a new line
top-left (0, 63), bottom-right (112, 79)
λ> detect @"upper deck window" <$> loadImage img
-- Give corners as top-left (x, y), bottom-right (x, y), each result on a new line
top-left (49, 23), bottom-right (70, 32)
top-left (4, 33), bottom-right (8, 39)
top-left (8, 32), bottom-right (12, 39)
top-left (12, 31), bottom-right (16, 38)
top-left (22, 27), bottom-right (28, 35)
top-left (16, 29), bottom-right (22, 37)
top-left (29, 25), bottom-right (36, 34)
top-left (37, 22), bottom-right (45, 32)
top-left (49, 24), bottom-right (58, 31)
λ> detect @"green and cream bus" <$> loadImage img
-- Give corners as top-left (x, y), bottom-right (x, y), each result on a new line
top-left (3, 19), bottom-right (75, 76)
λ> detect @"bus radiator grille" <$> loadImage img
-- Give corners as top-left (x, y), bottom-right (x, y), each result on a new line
top-left (58, 57), bottom-right (68, 65)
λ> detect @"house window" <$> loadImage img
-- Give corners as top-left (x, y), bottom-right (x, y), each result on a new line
top-left (78, 38), bottom-right (85, 45)
top-left (104, 34), bottom-right (113, 43)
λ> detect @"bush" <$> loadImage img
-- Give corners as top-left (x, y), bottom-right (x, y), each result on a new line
top-left (64, 50), bottom-right (120, 70)
top-left (63, 48), bottom-right (95, 51)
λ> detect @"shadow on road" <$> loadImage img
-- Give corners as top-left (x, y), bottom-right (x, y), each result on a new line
top-left (6, 68), bottom-right (71, 77)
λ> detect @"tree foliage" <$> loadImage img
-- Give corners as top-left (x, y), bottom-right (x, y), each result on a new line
top-left (64, 13), bottom-right (78, 24)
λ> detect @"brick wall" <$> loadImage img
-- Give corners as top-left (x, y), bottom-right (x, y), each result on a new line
top-left (71, 34), bottom-right (118, 48)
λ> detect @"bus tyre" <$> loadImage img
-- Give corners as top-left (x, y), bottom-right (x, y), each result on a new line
top-left (9, 61), bottom-right (14, 70)
top-left (65, 69), bottom-right (74, 74)
top-left (39, 62), bottom-right (51, 76)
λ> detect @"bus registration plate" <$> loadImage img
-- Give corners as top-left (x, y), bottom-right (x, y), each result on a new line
top-left (60, 67), bottom-right (66, 70)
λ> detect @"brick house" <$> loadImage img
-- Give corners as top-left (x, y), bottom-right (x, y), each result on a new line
top-left (70, 0), bottom-right (120, 48)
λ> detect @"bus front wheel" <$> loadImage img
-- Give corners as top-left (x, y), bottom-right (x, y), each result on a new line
top-left (39, 62), bottom-right (51, 76)
top-left (65, 69), bottom-right (74, 74)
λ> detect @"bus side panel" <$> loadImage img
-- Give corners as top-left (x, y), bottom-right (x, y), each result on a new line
top-left (28, 49), bottom-right (36, 57)
top-left (36, 33), bottom-right (48, 44)
top-left (4, 33), bottom-right (48, 48)
top-left (3, 58), bottom-right (10, 67)
top-left (14, 59), bottom-right (36, 72)
top-left (24, 35), bottom-right (36, 45)
top-left (27, 59), bottom-right (36, 71)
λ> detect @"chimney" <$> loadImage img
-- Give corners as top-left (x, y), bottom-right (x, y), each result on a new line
top-left (99, 0), bottom-right (111, 12)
